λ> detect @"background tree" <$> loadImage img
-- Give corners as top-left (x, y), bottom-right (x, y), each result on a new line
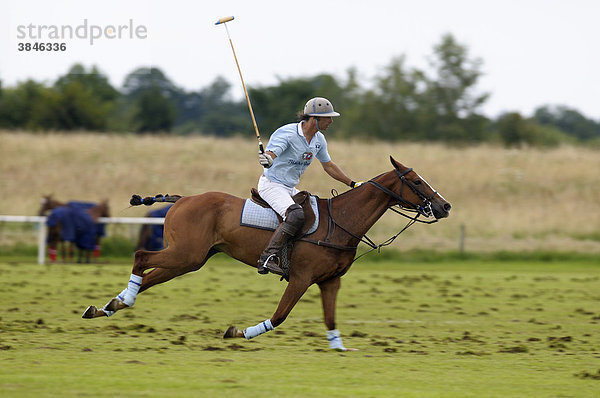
top-left (421, 33), bottom-right (489, 142)
top-left (346, 57), bottom-right (423, 140)
top-left (121, 67), bottom-right (180, 133)
top-left (533, 105), bottom-right (600, 141)
top-left (249, 74), bottom-right (344, 136)
top-left (131, 86), bottom-right (176, 133)
top-left (496, 111), bottom-right (572, 147)
top-left (43, 64), bottom-right (119, 131)
top-left (0, 80), bottom-right (49, 129)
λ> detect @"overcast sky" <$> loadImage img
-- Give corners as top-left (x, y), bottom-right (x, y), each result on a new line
top-left (2, 0), bottom-right (599, 120)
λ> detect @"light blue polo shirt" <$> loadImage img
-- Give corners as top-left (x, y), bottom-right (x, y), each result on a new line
top-left (263, 121), bottom-right (331, 188)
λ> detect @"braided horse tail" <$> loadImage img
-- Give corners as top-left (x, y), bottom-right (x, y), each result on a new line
top-left (130, 194), bottom-right (183, 207)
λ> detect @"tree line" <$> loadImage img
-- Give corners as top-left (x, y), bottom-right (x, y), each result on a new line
top-left (1, 34), bottom-right (598, 147)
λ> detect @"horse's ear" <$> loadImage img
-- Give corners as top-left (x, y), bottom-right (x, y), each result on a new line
top-left (390, 156), bottom-right (400, 170)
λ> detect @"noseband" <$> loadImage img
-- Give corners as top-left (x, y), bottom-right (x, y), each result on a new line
top-left (367, 168), bottom-right (437, 219)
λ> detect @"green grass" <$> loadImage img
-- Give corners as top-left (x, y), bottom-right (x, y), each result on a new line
top-left (1, 256), bottom-right (599, 397)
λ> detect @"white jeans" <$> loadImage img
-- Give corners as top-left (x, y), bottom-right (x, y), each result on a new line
top-left (257, 176), bottom-right (299, 219)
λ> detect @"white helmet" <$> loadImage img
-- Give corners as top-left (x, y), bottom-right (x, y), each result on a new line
top-left (303, 97), bottom-right (340, 117)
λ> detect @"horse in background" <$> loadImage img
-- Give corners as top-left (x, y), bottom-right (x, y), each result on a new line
top-left (135, 205), bottom-right (173, 251)
top-left (39, 195), bottom-right (110, 263)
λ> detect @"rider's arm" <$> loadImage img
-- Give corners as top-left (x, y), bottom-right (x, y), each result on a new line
top-left (321, 161), bottom-right (353, 187)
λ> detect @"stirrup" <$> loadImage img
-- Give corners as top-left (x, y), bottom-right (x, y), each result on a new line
top-left (264, 254), bottom-right (284, 275)
top-left (257, 254), bottom-right (273, 274)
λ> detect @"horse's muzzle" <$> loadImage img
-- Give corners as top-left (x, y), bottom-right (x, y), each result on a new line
top-left (432, 201), bottom-right (451, 219)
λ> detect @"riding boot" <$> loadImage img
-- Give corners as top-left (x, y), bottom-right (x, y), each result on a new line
top-left (257, 224), bottom-right (292, 275)
top-left (258, 204), bottom-right (305, 275)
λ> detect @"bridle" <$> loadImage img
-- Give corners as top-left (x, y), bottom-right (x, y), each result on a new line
top-left (367, 167), bottom-right (437, 219)
top-left (301, 167), bottom-right (438, 262)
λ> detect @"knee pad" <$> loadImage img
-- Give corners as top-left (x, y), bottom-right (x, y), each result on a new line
top-left (282, 204), bottom-right (304, 235)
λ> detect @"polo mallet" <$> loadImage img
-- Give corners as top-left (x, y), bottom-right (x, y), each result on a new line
top-left (215, 16), bottom-right (265, 154)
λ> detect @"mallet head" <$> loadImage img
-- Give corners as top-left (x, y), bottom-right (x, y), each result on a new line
top-left (215, 16), bottom-right (234, 25)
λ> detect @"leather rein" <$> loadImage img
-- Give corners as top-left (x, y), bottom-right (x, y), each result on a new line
top-left (300, 168), bottom-right (438, 260)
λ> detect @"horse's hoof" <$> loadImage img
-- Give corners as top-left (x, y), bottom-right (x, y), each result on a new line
top-left (104, 298), bottom-right (128, 312)
top-left (223, 326), bottom-right (243, 338)
top-left (82, 305), bottom-right (99, 319)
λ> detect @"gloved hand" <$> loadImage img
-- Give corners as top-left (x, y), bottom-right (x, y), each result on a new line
top-left (259, 152), bottom-right (274, 168)
top-left (350, 181), bottom-right (365, 188)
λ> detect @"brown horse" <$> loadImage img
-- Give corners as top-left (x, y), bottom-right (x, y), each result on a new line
top-left (82, 157), bottom-right (451, 350)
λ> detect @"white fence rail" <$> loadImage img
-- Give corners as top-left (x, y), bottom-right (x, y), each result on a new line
top-left (0, 215), bottom-right (165, 265)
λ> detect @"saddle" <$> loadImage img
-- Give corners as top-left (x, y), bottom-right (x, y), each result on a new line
top-left (249, 188), bottom-right (317, 237)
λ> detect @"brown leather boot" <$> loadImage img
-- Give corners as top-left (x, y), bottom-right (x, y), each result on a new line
top-left (257, 224), bottom-right (290, 275)
top-left (257, 204), bottom-right (304, 275)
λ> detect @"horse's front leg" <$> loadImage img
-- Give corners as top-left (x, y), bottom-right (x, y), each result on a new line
top-left (224, 277), bottom-right (311, 340)
top-left (319, 277), bottom-right (358, 351)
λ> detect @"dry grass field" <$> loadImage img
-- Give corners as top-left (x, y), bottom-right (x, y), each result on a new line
top-left (1, 130), bottom-right (599, 253)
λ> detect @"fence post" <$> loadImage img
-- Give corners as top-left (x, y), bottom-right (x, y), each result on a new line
top-left (459, 224), bottom-right (466, 254)
top-left (37, 220), bottom-right (47, 265)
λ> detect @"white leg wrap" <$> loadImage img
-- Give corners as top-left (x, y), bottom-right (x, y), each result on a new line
top-left (122, 274), bottom-right (142, 306)
top-left (327, 329), bottom-right (346, 351)
top-left (116, 288), bottom-right (128, 304)
top-left (243, 319), bottom-right (274, 340)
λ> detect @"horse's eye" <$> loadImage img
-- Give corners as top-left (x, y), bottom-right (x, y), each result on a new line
top-left (413, 180), bottom-right (422, 185)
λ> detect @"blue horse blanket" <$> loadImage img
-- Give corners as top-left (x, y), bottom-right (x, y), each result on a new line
top-left (46, 206), bottom-right (76, 242)
top-left (68, 201), bottom-right (106, 237)
top-left (144, 205), bottom-right (172, 251)
top-left (46, 204), bottom-right (99, 250)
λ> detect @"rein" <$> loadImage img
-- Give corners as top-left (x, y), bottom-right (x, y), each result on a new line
top-left (300, 168), bottom-right (438, 263)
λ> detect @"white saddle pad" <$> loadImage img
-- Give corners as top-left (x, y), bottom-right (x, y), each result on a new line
top-left (240, 196), bottom-right (319, 235)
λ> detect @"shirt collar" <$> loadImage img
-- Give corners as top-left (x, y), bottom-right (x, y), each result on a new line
top-left (296, 121), bottom-right (304, 137)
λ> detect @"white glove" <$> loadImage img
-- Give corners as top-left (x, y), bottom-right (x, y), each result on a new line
top-left (259, 152), bottom-right (273, 168)
top-left (350, 181), bottom-right (364, 188)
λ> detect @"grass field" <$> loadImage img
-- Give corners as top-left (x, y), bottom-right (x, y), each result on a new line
top-left (1, 256), bottom-right (599, 397)
top-left (1, 131), bottom-right (600, 254)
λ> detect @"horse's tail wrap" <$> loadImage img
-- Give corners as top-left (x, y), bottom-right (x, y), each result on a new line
top-left (130, 194), bottom-right (182, 207)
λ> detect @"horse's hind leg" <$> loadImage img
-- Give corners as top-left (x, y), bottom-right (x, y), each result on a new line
top-left (82, 267), bottom-right (182, 319)
top-left (82, 247), bottom-right (216, 319)
top-left (138, 248), bottom-right (219, 293)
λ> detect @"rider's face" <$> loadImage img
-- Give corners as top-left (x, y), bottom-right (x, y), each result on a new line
top-left (316, 117), bottom-right (333, 131)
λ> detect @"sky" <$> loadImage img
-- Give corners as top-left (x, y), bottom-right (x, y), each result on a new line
top-left (2, 0), bottom-right (599, 120)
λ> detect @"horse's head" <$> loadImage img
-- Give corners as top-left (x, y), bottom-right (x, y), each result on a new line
top-left (39, 194), bottom-right (61, 216)
top-left (387, 156), bottom-right (451, 220)
top-left (99, 200), bottom-right (111, 217)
